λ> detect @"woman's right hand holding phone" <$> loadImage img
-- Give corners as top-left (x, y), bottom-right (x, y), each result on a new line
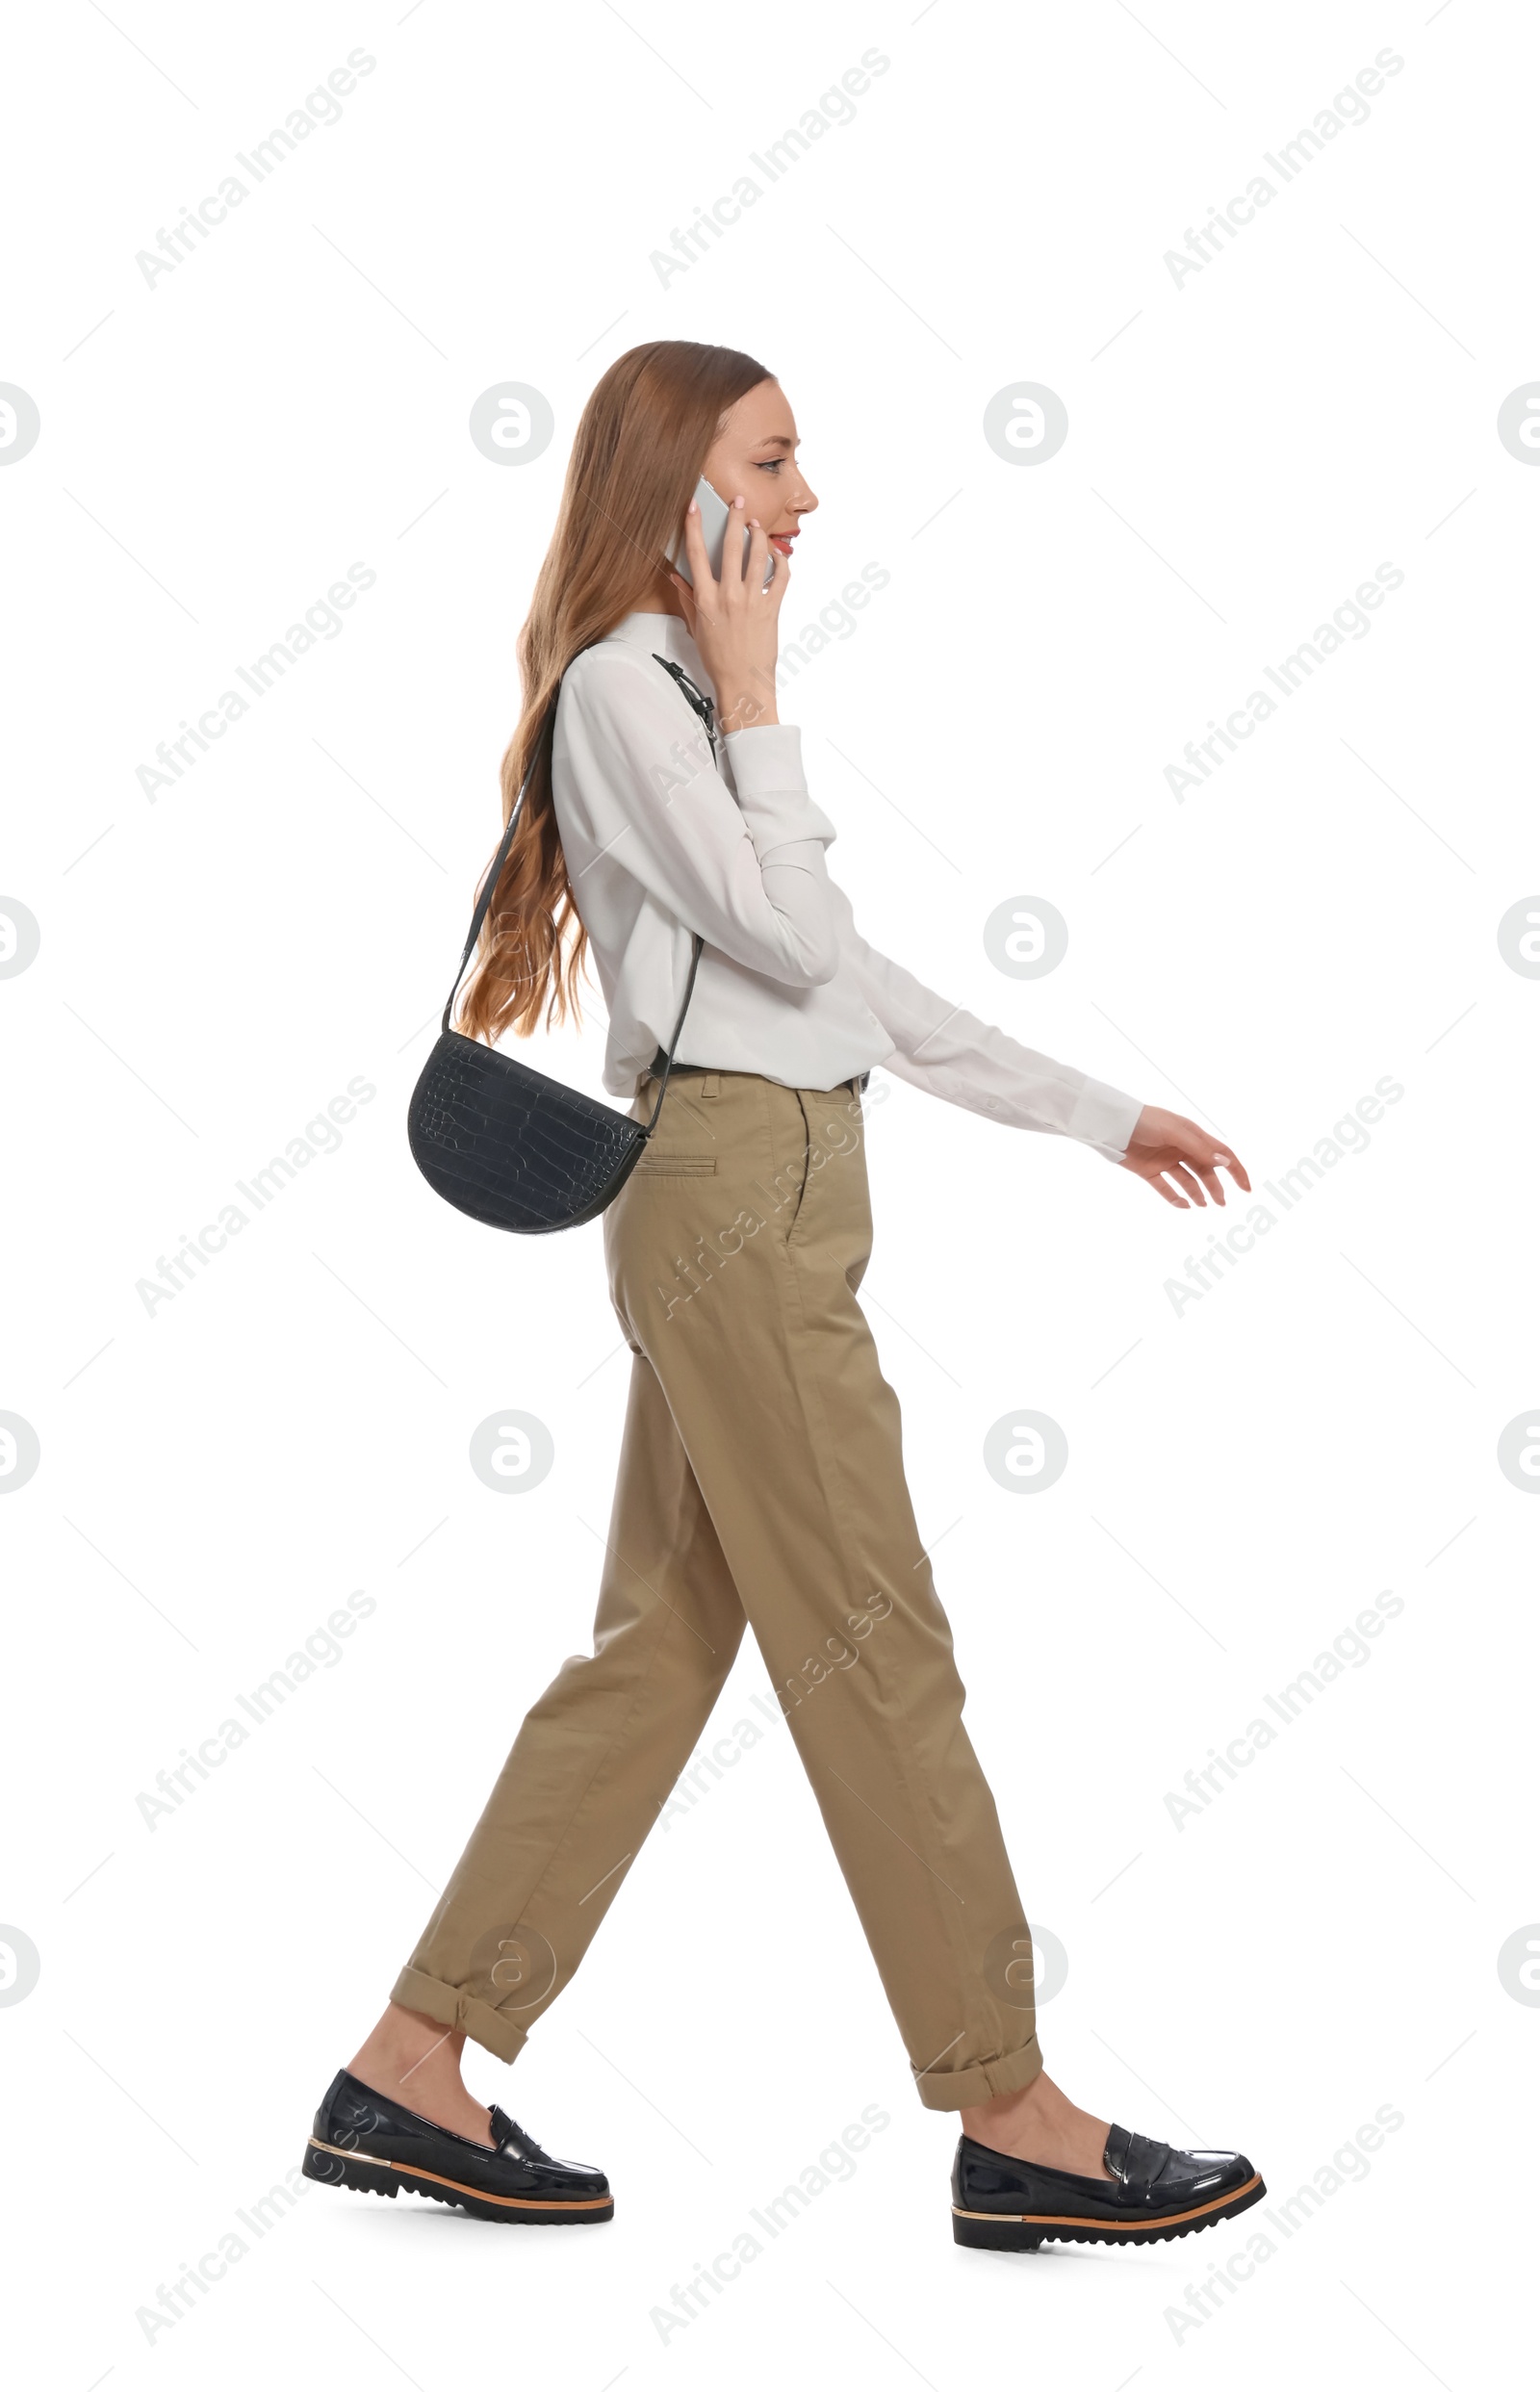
top-left (668, 495), bottom-right (787, 735)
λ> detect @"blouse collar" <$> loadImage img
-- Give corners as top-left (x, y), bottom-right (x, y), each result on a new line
top-left (602, 609), bottom-right (706, 679)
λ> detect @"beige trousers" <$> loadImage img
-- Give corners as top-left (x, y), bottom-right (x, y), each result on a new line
top-left (393, 1066), bottom-right (1042, 2110)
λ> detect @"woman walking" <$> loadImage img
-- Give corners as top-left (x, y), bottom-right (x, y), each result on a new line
top-left (303, 341), bottom-right (1265, 2252)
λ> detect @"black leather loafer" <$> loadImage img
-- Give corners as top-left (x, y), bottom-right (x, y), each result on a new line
top-left (302, 2069), bottom-right (613, 2225)
top-left (952, 2122), bottom-right (1264, 2251)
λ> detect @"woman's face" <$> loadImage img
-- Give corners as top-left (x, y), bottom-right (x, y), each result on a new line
top-left (700, 380), bottom-right (818, 563)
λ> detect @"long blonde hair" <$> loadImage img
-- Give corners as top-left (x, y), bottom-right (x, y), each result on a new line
top-left (454, 340), bottom-right (772, 1043)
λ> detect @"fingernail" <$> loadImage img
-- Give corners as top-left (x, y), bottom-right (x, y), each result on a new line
top-left (687, 500), bottom-right (698, 515)
top-left (732, 495), bottom-right (745, 507)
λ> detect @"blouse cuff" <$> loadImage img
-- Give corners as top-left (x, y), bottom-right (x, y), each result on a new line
top-left (725, 724), bottom-right (839, 855)
top-left (1066, 1075), bottom-right (1145, 1163)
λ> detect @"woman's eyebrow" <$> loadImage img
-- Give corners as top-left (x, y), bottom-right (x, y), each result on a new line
top-left (756, 435), bottom-right (795, 452)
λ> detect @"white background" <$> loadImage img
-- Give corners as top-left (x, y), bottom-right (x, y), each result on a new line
top-left (3, 1), bottom-right (1535, 2384)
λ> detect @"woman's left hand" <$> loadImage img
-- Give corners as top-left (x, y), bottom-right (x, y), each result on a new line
top-left (1117, 1105), bottom-right (1250, 1208)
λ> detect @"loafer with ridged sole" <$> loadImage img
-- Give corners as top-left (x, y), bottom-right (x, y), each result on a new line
top-left (952, 2122), bottom-right (1264, 2251)
top-left (302, 2068), bottom-right (613, 2225)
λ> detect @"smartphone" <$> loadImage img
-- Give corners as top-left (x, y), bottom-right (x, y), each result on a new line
top-left (669, 474), bottom-right (776, 590)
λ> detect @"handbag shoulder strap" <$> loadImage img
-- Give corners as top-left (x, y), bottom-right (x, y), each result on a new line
top-left (638, 654), bottom-right (715, 1132)
top-left (439, 649), bottom-right (714, 1137)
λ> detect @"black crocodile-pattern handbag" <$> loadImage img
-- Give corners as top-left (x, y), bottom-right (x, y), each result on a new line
top-left (407, 654), bottom-right (712, 1234)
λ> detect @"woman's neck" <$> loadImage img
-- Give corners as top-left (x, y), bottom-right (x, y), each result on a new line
top-left (643, 564), bottom-right (689, 622)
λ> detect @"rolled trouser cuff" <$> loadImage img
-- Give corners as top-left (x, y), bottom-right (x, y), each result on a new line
top-left (912, 2032), bottom-right (1043, 2112)
top-left (391, 1966), bottom-right (530, 2066)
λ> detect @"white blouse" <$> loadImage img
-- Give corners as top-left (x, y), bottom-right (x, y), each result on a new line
top-left (549, 610), bottom-right (1144, 1164)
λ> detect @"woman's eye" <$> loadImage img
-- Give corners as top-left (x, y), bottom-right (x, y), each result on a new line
top-left (757, 458), bottom-right (783, 472)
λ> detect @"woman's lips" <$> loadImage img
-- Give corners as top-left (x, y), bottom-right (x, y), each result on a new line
top-left (769, 532), bottom-right (798, 556)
